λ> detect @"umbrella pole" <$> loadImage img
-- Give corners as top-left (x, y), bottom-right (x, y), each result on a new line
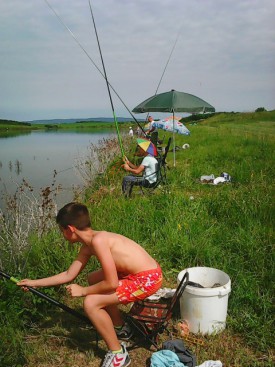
top-left (173, 110), bottom-right (176, 167)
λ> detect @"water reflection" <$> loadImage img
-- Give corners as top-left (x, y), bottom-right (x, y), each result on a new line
top-left (0, 130), bottom-right (31, 139)
top-left (0, 129), bottom-right (116, 210)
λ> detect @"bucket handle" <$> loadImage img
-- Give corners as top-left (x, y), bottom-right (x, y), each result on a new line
top-left (219, 287), bottom-right (230, 296)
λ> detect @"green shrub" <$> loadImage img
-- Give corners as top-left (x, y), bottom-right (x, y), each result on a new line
top-left (255, 107), bottom-right (266, 112)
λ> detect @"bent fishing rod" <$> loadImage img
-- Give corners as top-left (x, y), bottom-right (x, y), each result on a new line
top-left (0, 270), bottom-right (91, 325)
top-left (88, 0), bottom-right (124, 157)
top-left (44, 0), bottom-right (146, 136)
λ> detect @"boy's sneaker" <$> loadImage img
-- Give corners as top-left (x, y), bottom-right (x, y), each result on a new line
top-left (101, 343), bottom-right (131, 367)
top-left (115, 323), bottom-right (134, 340)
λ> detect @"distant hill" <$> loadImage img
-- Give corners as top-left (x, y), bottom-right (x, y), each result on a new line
top-left (0, 119), bottom-right (31, 126)
top-left (27, 117), bottom-right (145, 124)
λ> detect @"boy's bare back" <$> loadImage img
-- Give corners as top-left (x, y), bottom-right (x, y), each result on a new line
top-left (83, 229), bottom-right (157, 276)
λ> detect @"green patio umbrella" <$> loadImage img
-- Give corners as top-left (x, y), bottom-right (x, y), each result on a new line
top-left (132, 89), bottom-right (215, 166)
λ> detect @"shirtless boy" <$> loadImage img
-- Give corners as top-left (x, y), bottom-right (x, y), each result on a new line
top-left (17, 202), bottom-right (162, 367)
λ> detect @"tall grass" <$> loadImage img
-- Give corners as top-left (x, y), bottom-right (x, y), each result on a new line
top-left (0, 112), bottom-right (274, 366)
top-left (85, 112), bottom-right (274, 352)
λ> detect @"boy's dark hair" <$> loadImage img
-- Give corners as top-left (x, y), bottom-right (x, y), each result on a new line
top-left (56, 202), bottom-right (91, 230)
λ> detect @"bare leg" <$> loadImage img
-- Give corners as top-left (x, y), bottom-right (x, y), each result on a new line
top-left (87, 270), bottom-right (123, 327)
top-left (104, 304), bottom-right (124, 327)
top-left (83, 293), bottom-right (121, 351)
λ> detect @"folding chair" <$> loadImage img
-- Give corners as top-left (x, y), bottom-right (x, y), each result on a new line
top-left (149, 131), bottom-right (165, 155)
top-left (125, 137), bottom-right (172, 197)
top-left (155, 136), bottom-right (171, 187)
top-left (126, 271), bottom-right (189, 349)
top-left (149, 131), bottom-right (159, 147)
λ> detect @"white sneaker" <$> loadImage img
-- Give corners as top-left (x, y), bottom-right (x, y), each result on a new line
top-left (101, 343), bottom-right (131, 367)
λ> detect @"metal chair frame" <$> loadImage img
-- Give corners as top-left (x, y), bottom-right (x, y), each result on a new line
top-left (126, 271), bottom-right (189, 349)
top-left (127, 137), bottom-right (172, 197)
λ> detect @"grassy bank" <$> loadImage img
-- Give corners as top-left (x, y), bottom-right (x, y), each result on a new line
top-left (0, 118), bottom-right (129, 131)
top-left (0, 111), bottom-right (274, 366)
top-left (0, 119), bottom-right (33, 131)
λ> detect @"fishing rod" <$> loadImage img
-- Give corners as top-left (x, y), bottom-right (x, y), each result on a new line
top-left (156, 26), bottom-right (182, 95)
top-left (145, 25), bottom-right (182, 124)
top-left (88, 0), bottom-right (124, 157)
top-left (0, 270), bottom-right (94, 327)
top-left (43, 0), bottom-right (146, 135)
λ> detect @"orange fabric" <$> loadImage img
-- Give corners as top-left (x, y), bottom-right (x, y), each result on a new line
top-left (116, 264), bottom-right (163, 304)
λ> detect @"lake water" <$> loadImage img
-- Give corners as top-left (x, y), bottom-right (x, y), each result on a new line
top-left (0, 129), bottom-right (115, 210)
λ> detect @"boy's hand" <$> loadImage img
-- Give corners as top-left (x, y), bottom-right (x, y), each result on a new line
top-left (123, 155), bottom-right (129, 164)
top-left (121, 163), bottom-right (130, 171)
top-left (17, 279), bottom-right (36, 291)
top-left (66, 284), bottom-right (84, 297)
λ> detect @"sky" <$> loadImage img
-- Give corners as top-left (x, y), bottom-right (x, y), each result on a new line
top-left (0, 0), bottom-right (274, 122)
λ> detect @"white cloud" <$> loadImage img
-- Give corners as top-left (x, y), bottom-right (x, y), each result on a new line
top-left (0, 0), bottom-right (274, 120)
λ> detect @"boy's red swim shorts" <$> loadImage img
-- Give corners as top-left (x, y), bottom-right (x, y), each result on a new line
top-left (116, 264), bottom-right (163, 304)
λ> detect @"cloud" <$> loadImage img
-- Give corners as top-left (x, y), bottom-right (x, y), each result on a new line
top-left (0, 0), bottom-right (274, 120)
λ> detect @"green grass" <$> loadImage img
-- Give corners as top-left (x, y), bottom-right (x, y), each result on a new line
top-left (0, 111), bottom-right (274, 366)
top-left (85, 111), bottom-right (274, 352)
top-left (0, 118), bottom-right (129, 131)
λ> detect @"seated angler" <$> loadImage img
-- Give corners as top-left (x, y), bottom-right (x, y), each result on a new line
top-left (122, 140), bottom-right (158, 197)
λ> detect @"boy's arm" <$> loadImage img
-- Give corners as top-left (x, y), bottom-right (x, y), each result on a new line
top-left (67, 235), bottom-right (118, 297)
top-left (126, 160), bottom-right (138, 169)
top-left (123, 162), bottom-right (144, 175)
top-left (123, 156), bottom-right (138, 170)
top-left (17, 245), bottom-right (91, 288)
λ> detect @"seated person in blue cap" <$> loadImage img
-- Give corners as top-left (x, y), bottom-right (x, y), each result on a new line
top-left (122, 144), bottom-right (158, 197)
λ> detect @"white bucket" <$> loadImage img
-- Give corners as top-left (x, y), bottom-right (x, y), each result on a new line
top-left (177, 267), bottom-right (231, 335)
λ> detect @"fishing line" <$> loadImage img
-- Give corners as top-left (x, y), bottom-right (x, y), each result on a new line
top-left (155, 26), bottom-right (182, 95)
top-left (88, 0), bottom-right (124, 157)
top-left (145, 25), bottom-right (182, 123)
top-left (39, 133), bottom-right (120, 178)
top-left (43, 0), bottom-right (146, 135)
